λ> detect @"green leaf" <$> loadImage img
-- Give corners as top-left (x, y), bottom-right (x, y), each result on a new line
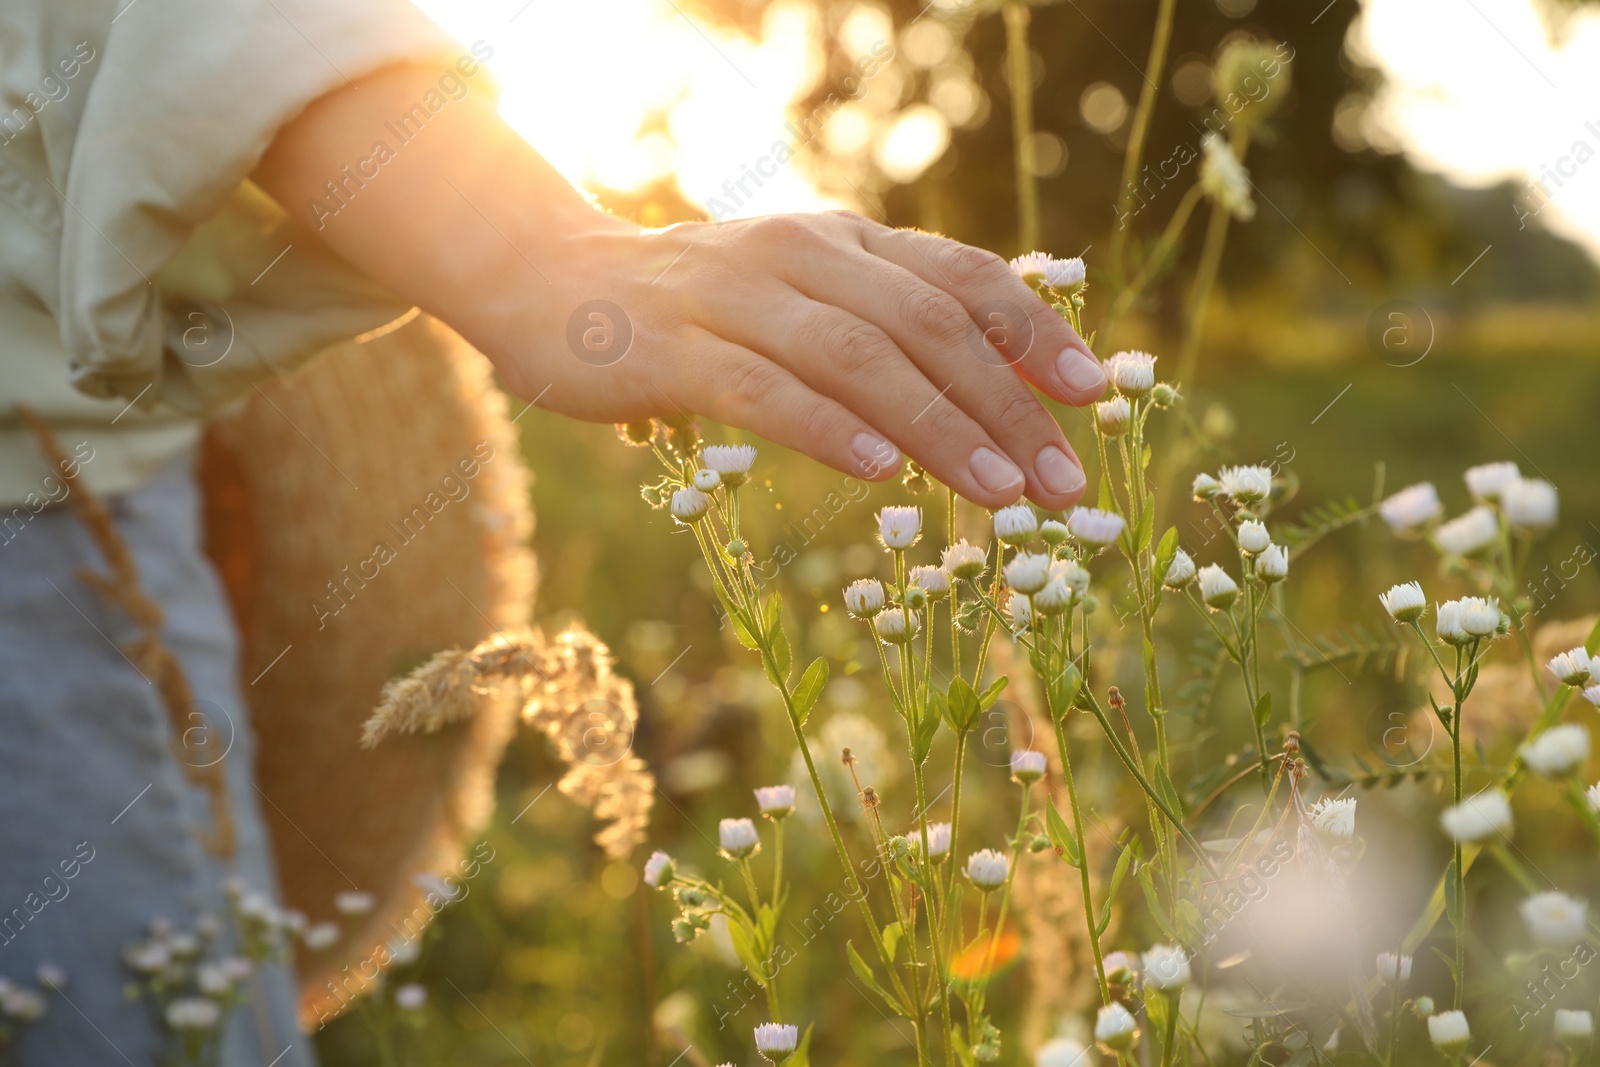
top-left (1253, 691), bottom-right (1273, 729)
top-left (1444, 856), bottom-right (1463, 930)
top-left (1135, 495), bottom-right (1156, 552)
top-left (883, 921), bottom-right (903, 964)
top-left (1153, 527), bottom-right (1179, 610)
top-left (761, 591), bottom-right (783, 639)
top-left (726, 917), bottom-right (764, 978)
top-left (792, 658), bottom-right (828, 727)
top-left (1138, 866), bottom-right (1179, 941)
top-left (912, 698), bottom-right (943, 763)
top-left (952, 1029), bottom-right (979, 1067)
top-left (789, 1025), bottom-right (815, 1067)
top-left (846, 940), bottom-right (909, 1017)
top-left (1153, 764), bottom-right (1186, 821)
top-left (1098, 838), bottom-right (1137, 935)
top-left (977, 675), bottom-right (1010, 709)
top-left (729, 610), bottom-right (761, 652)
top-left (1047, 663), bottom-right (1082, 722)
top-left (1045, 799), bottom-right (1082, 867)
top-left (769, 623), bottom-right (792, 685)
top-left (945, 676), bottom-right (982, 734)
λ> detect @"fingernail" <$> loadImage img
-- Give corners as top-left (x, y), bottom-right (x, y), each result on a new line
top-left (1035, 445), bottom-right (1086, 497)
top-left (852, 432), bottom-right (900, 478)
top-left (1057, 347), bottom-right (1107, 394)
top-left (968, 446), bottom-right (1025, 494)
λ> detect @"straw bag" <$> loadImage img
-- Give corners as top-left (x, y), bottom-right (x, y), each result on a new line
top-left (199, 312), bottom-right (535, 1027)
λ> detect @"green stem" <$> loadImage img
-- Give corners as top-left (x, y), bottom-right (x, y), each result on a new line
top-left (1001, 1), bottom-right (1039, 253)
top-left (1110, 0), bottom-right (1178, 281)
top-left (1052, 715), bottom-right (1110, 1003)
top-left (1160, 992), bottom-right (1180, 1067)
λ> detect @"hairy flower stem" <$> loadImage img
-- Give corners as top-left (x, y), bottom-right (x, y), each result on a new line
top-left (1080, 691), bottom-right (1219, 878)
top-left (972, 788), bottom-right (1032, 1027)
top-left (1160, 992), bottom-right (1181, 1067)
top-left (1001, 1), bottom-right (1039, 253)
top-left (1110, 0), bottom-right (1178, 283)
top-left (1052, 715), bottom-right (1110, 1003)
top-left (763, 637), bottom-right (912, 1011)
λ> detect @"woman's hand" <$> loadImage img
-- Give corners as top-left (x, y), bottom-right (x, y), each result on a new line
top-left (256, 63), bottom-right (1105, 508)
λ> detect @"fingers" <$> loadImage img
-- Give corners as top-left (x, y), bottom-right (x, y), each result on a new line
top-left (768, 243), bottom-right (1088, 509)
top-left (854, 222), bottom-right (1107, 407)
top-left (669, 328), bottom-right (903, 483)
top-left (718, 287), bottom-right (1040, 509)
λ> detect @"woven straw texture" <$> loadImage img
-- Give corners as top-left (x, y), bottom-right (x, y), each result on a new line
top-left (199, 313), bottom-right (534, 1027)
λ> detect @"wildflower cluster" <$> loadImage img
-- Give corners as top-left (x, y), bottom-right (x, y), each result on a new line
top-left (628, 245), bottom-right (1599, 1067)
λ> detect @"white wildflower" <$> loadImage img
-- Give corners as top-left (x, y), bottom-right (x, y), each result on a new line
top-left (874, 608), bottom-right (920, 644)
top-left (1035, 1036), bottom-right (1092, 1067)
top-left (1237, 520), bottom-right (1271, 555)
top-left (1105, 351), bottom-right (1157, 399)
top-left (692, 468), bottom-right (721, 492)
top-left (1217, 464), bottom-right (1272, 503)
top-left (0, 989), bottom-right (44, 1022)
top-left (1504, 478), bottom-right (1559, 532)
top-left (1164, 549), bottom-right (1196, 590)
top-left (165, 997), bottom-right (221, 1031)
top-left (1257, 543), bottom-right (1289, 583)
top-left (1010, 750), bottom-right (1047, 783)
top-left (1309, 796), bottom-right (1356, 840)
top-left (1439, 789), bottom-right (1512, 842)
top-left (702, 444), bottom-right (757, 486)
top-left (1004, 552), bottom-right (1052, 595)
top-left (909, 565), bottom-right (950, 600)
top-left (1549, 647), bottom-right (1594, 687)
top-left (1096, 396), bottom-right (1131, 435)
top-left (1196, 565), bottom-right (1239, 610)
top-left (303, 922), bottom-right (340, 951)
top-left (754, 1022), bottom-right (799, 1061)
top-left (1520, 724), bottom-right (1589, 777)
top-left (907, 821), bottom-right (952, 859)
top-left (1379, 582), bottom-right (1426, 623)
top-left (941, 541), bottom-right (987, 581)
top-left (643, 850), bottom-right (675, 888)
top-left (993, 504), bottom-right (1038, 545)
top-left (1007, 594), bottom-right (1033, 633)
top-left (1556, 1009), bottom-right (1594, 1047)
top-left (1192, 472), bottom-right (1221, 500)
top-left (844, 578), bottom-right (887, 618)
top-left (1067, 507), bottom-right (1125, 549)
top-left (1095, 1001), bottom-right (1139, 1050)
top-left (395, 983), bottom-right (428, 1011)
top-left (1380, 482), bottom-right (1443, 533)
top-left (1376, 952), bottom-right (1412, 983)
top-left (1433, 506), bottom-right (1498, 556)
top-left (1200, 132), bottom-right (1255, 220)
top-left (1455, 596), bottom-right (1501, 638)
top-left (719, 818), bottom-right (760, 859)
top-left (754, 785), bottom-right (796, 818)
top-left (965, 849), bottom-right (1009, 891)
top-left (1520, 891), bottom-right (1588, 946)
top-left (1427, 1010), bottom-right (1470, 1054)
top-left (1141, 944), bottom-right (1191, 992)
top-left (1464, 461), bottom-right (1520, 502)
top-left (877, 505), bottom-right (923, 550)
top-left (1033, 579), bottom-right (1074, 615)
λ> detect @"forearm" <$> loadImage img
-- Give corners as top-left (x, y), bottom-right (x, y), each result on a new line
top-left (254, 63), bottom-right (625, 387)
top-left (253, 60), bottom-right (1107, 508)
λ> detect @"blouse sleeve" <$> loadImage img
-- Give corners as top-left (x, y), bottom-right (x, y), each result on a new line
top-left (57, 0), bottom-right (470, 413)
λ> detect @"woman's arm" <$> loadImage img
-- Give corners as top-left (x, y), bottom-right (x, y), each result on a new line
top-left (254, 62), bottom-right (1105, 508)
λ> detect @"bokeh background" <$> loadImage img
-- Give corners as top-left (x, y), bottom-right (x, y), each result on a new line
top-left (315, 0), bottom-right (1600, 1062)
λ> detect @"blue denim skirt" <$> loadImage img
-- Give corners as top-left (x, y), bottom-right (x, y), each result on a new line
top-left (0, 450), bottom-right (313, 1066)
